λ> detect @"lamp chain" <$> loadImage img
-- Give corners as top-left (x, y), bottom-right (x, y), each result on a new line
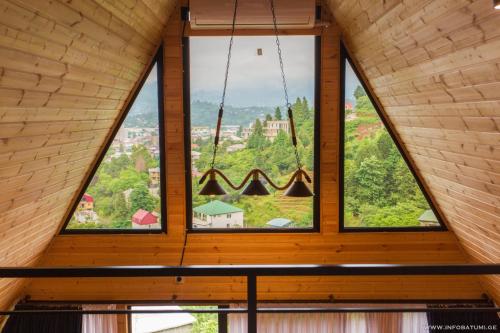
top-left (269, 0), bottom-right (302, 170)
top-left (211, 0), bottom-right (239, 169)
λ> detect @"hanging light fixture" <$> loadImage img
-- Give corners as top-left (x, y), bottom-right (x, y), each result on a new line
top-left (198, 0), bottom-right (313, 198)
top-left (241, 170), bottom-right (270, 196)
top-left (495, 0), bottom-right (500, 9)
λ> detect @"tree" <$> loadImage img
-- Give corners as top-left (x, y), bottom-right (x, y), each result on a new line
top-left (112, 193), bottom-right (129, 219)
top-left (130, 185), bottom-right (156, 213)
top-left (353, 156), bottom-right (387, 206)
top-left (354, 85), bottom-right (366, 100)
top-left (270, 130), bottom-right (294, 172)
top-left (274, 107), bottom-right (282, 120)
top-left (354, 95), bottom-right (376, 116)
top-left (247, 119), bottom-right (268, 149)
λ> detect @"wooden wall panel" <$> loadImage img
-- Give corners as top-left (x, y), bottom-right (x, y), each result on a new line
top-left (326, 0), bottom-right (500, 302)
top-left (0, 0), bottom-right (175, 310)
top-left (24, 3), bottom-right (484, 303)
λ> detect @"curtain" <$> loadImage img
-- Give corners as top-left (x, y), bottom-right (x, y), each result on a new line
top-left (82, 304), bottom-right (118, 333)
top-left (228, 303), bottom-right (429, 333)
top-left (3, 304), bottom-right (82, 333)
top-left (426, 304), bottom-right (499, 333)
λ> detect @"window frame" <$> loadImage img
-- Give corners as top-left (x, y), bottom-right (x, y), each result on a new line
top-left (60, 46), bottom-right (167, 234)
top-left (339, 41), bottom-right (446, 233)
top-left (183, 35), bottom-right (321, 234)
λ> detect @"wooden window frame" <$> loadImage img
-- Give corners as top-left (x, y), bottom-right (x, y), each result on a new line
top-left (183, 34), bottom-right (321, 234)
top-left (339, 42), bottom-right (447, 233)
top-left (60, 46), bottom-right (167, 234)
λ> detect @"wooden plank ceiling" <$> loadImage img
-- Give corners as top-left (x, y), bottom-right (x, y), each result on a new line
top-left (0, 0), bottom-right (175, 309)
top-left (326, 0), bottom-right (500, 300)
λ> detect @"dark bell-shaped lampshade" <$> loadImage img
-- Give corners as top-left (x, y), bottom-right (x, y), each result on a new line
top-left (241, 171), bottom-right (270, 196)
top-left (241, 179), bottom-right (270, 196)
top-left (284, 173), bottom-right (313, 197)
top-left (199, 172), bottom-right (226, 196)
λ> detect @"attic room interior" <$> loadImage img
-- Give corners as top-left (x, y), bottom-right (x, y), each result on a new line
top-left (0, 0), bottom-right (499, 332)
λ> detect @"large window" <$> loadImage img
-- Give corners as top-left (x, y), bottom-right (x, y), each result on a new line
top-left (62, 49), bottom-right (165, 233)
top-left (186, 36), bottom-right (319, 231)
top-left (340, 44), bottom-right (444, 231)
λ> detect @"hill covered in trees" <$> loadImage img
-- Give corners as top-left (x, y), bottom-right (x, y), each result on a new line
top-left (191, 97), bottom-right (315, 228)
top-left (343, 86), bottom-right (432, 228)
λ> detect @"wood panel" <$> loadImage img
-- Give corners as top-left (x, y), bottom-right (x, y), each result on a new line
top-left (24, 3), bottom-right (484, 303)
top-left (327, 0), bottom-right (500, 302)
top-left (0, 0), bottom-right (175, 311)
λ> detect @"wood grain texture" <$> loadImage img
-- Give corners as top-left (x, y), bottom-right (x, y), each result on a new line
top-left (0, 0), bottom-right (174, 310)
top-left (24, 3), bottom-right (484, 303)
top-left (326, 0), bottom-right (500, 302)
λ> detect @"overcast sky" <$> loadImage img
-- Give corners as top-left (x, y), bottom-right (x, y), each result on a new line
top-left (345, 60), bottom-right (361, 103)
top-left (190, 36), bottom-right (315, 107)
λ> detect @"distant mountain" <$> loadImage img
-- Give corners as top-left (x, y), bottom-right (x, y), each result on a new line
top-left (190, 100), bottom-right (274, 127)
top-left (122, 81), bottom-right (278, 128)
top-left (124, 81), bottom-right (159, 128)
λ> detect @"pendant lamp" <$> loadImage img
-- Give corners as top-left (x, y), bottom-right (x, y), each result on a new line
top-left (198, 0), bottom-right (313, 198)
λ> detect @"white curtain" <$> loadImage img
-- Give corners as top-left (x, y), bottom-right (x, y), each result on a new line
top-left (228, 304), bottom-right (429, 333)
top-left (82, 304), bottom-right (118, 333)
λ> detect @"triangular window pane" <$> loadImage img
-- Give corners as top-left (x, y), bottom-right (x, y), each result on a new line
top-left (342, 58), bottom-right (442, 229)
top-left (64, 60), bottom-right (163, 231)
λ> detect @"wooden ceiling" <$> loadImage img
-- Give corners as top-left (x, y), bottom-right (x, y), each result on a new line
top-left (0, 0), bottom-right (175, 309)
top-left (326, 0), bottom-right (499, 300)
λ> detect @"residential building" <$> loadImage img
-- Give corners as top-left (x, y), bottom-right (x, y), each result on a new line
top-left (149, 167), bottom-right (161, 186)
top-left (78, 193), bottom-right (94, 211)
top-left (132, 209), bottom-right (160, 229)
top-left (193, 200), bottom-right (244, 228)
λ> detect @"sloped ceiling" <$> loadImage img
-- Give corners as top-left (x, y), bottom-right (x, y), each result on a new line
top-left (327, 0), bottom-right (499, 300)
top-left (0, 0), bottom-right (175, 309)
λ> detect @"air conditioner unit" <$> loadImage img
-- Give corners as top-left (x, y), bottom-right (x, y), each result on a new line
top-left (190, 0), bottom-right (316, 30)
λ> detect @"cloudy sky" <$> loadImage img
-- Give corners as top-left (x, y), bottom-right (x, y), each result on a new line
top-left (190, 36), bottom-right (315, 107)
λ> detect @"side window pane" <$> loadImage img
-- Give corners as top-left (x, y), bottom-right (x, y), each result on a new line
top-left (343, 59), bottom-right (441, 229)
top-left (189, 36), bottom-right (316, 230)
top-left (65, 61), bottom-right (163, 231)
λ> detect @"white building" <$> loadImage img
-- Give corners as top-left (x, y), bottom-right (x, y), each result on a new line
top-left (264, 120), bottom-right (289, 141)
top-left (193, 200), bottom-right (244, 228)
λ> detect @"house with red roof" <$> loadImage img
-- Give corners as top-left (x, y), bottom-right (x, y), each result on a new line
top-left (345, 102), bottom-right (353, 112)
top-left (132, 209), bottom-right (159, 230)
top-left (78, 193), bottom-right (94, 211)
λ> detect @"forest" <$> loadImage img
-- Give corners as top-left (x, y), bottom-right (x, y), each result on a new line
top-left (343, 86), bottom-right (432, 228)
top-left (191, 97), bottom-right (315, 228)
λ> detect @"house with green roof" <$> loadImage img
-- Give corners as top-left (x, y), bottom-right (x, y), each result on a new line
top-left (193, 200), bottom-right (244, 229)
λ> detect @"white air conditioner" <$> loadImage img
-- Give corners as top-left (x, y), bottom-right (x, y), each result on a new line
top-left (190, 0), bottom-right (316, 30)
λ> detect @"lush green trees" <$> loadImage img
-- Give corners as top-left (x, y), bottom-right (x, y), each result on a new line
top-left (247, 118), bottom-right (268, 149)
top-left (68, 143), bottom-right (161, 229)
top-left (130, 185), bottom-right (156, 213)
top-left (343, 86), bottom-right (431, 228)
top-left (192, 97), bottom-right (315, 228)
